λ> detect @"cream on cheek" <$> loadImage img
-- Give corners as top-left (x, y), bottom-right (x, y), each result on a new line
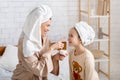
top-left (73, 38), bottom-right (76, 42)
top-left (72, 38), bottom-right (76, 45)
top-left (73, 36), bottom-right (80, 45)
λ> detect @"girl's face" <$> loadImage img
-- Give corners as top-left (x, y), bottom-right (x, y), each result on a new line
top-left (41, 19), bottom-right (51, 37)
top-left (68, 28), bottom-right (81, 46)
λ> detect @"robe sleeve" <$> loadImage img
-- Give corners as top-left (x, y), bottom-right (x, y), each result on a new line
top-left (18, 37), bottom-right (53, 77)
top-left (85, 52), bottom-right (99, 80)
top-left (23, 51), bottom-right (53, 77)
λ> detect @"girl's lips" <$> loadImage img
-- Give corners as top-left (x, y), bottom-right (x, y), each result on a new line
top-left (44, 32), bottom-right (47, 35)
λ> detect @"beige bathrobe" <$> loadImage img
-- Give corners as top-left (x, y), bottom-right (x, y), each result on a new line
top-left (12, 36), bottom-right (55, 80)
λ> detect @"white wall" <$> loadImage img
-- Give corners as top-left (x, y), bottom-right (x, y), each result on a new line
top-left (111, 0), bottom-right (120, 54)
top-left (110, 1), bottom-right (120, 79)
top-left (0, 0), bottom-right (78, 46)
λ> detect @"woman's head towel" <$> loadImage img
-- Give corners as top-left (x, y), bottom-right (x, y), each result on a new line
top-left (23, 4), bottom-right (52, 57)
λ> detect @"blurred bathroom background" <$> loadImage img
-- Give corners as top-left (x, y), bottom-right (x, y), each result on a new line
top-left (0, 0), bottom-right (120, 80)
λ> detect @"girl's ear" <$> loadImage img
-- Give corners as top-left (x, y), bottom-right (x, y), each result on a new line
top-left (79, 40), bottom-right (83, 46)
top-left (78, 37), bottom-right (82, 42)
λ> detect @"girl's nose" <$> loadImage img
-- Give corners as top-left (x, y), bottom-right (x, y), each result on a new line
top-left (47, 28), bottom-right (50, 32)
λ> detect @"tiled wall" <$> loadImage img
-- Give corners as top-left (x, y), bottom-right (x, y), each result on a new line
top-left (1, 0), bottom-right (119, 54)
top-left (0, 0), bottom-right (79, 45)
top-left (111, 0), bottom-right (120, 53)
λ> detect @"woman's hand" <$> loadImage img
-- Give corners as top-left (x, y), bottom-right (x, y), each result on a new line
top-left (59, 54), bottom-right (67, 61)
top-left (50, 41), bottom-right (64, 51)
top-left (59, 50), bottom-right (68, 60)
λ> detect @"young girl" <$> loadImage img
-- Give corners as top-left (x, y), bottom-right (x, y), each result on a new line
top-left (68, 21), bottom-right (99, 80)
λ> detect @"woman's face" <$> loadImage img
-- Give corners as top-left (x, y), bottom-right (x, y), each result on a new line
top-left (68, 28), bottom-right (81, 46)
top-left (41, 19), bottom-right (51, 37)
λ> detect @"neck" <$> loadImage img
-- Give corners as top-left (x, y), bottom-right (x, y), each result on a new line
top-left (41, 36), bottom-right (45, 46)
top-left (74, 44), bottom-right (85, 56)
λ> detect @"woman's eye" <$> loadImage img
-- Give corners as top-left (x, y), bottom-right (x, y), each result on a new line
top-left (47, 24), bottom-right (50, 27)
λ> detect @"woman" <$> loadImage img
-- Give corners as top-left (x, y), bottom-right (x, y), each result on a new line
top-left (68, 21), bottom-right (99, 80)
top-left (12, 4), bottom-right (65, 80)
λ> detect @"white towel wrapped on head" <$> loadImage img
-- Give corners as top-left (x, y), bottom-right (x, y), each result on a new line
top-left (74, 21), bottom-right (95, 46)
top-left (23, 4), bottom-right (52, 57)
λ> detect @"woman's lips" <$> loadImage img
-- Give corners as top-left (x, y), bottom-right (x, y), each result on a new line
top-left (68, 41), bottom-right (72, 44)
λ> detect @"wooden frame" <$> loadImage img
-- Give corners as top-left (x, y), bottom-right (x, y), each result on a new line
top-left (79, 0), bottom-right (110, 80)
top-left (0, 46), bottom-right (6, 56)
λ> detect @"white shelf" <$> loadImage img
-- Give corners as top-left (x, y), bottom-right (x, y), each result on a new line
top-left (98, 73), bottom-right (108, 80)
top-left (81, 13), bottom-right (109, 18)
top-left (95, 55), bottom-right (109, 62)
top-left (94, 38), bottom-right (109, 42)
top-left (90, 15), bottom-right (109, 18)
